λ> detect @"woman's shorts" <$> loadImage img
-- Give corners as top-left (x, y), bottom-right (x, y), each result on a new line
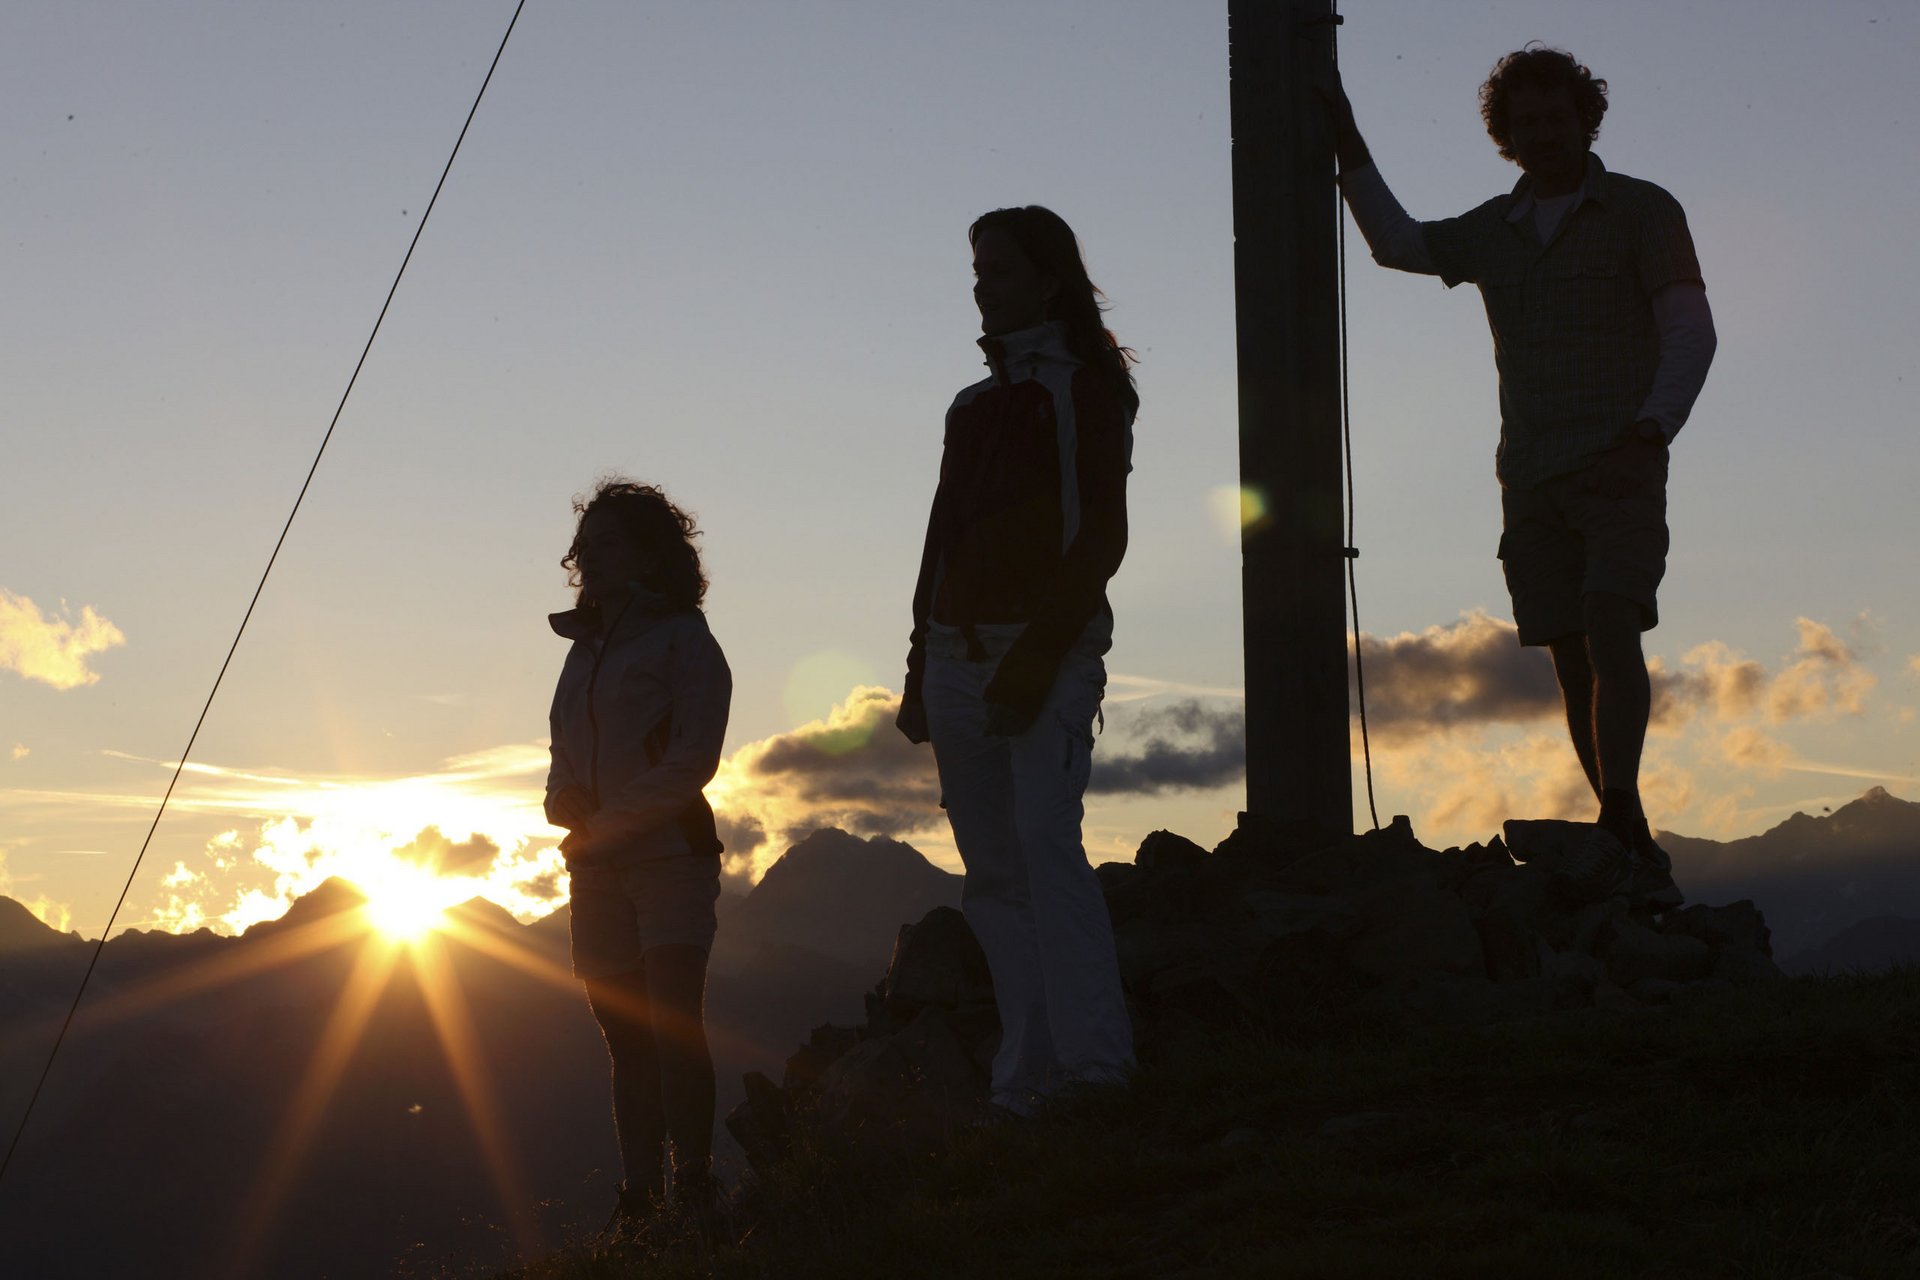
top-left (567, 853), bottom-right (721, 980)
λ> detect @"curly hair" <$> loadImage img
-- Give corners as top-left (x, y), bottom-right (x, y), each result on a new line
top-left (969, 206), bottom-right (1139, 418)
top-left (561, 477), bottom-right (709, 610)
top-left (1479, 46), bottom-right (1608, 163)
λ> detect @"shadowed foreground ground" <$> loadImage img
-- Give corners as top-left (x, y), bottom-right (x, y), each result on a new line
top-left (486, 968), bottom-right (1920, 1279)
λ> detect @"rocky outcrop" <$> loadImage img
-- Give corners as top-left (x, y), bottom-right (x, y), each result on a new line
top-left (726, 816), bottom-right (1782, 1176)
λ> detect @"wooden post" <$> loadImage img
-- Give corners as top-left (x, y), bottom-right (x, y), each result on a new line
top-left (1229, 0), bottom-right (1352, 846)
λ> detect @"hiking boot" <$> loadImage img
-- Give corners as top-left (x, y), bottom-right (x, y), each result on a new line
top-left (601, 1180), bottom-right (660, 1239)
top-left (1555, 824), bottom-right (1632, 902)
top-left (1626, 857), bottom-right (1684, 913)
top-left (671, 1163), bottom-right (720, 1221)
top-left (1625, 837), bottom-right (1684, 913)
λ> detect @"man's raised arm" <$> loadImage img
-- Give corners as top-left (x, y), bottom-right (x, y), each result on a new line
top-left (1317, 69), bottom-right (1437, 275)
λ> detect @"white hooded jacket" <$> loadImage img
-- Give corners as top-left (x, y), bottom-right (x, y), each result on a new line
top-left (545, 590), bottom-right (732, 863)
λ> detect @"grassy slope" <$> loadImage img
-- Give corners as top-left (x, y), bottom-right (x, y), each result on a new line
top-left (500, 971), bottom-right (1920, 1280)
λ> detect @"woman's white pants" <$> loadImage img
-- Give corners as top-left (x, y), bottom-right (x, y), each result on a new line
top-left (923, 648), bottom-right (1135, 1110)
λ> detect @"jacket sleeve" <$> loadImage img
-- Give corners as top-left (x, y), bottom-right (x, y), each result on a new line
top-left (902, 419), bottom-right (956, 707)
top-left (991, 369), bottom-right (1130, 691)
top-left (593, 617), bottom-right (732, 842)
top-left (544, 653), bottom-right (584, 826)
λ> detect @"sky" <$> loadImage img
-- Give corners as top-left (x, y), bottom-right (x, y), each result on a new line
top-left (2, 0), bottom-right (1917, 939)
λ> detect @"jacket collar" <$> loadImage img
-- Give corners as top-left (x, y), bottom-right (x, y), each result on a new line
top-left (977, 320), bottom-right (1075, 382)
top-left (548, 585), bottom-right (676, 642)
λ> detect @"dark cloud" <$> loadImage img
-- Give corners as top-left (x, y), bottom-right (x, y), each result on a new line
top-left (1089, 701), bottom-right (1245, 796)
top-left (393, 826), bottom-right (500, 875)
top-left (1348, 611), bottom-right (1560, 738)
top-left (714, 810), bottom-right (766, 859)
top-left (732, 686), bottom-right (941, 843)
top-left (520, 870), bottom-right (563, 902)
top-left (1344, 611), bottom-right (1844, 737)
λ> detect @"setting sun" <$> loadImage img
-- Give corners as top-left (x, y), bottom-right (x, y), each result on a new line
top-left (355, 862), bottom-right (466, 942)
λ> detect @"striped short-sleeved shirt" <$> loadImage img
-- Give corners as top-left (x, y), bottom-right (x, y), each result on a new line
top-left (1423, 153), bottom-right (1704, 489)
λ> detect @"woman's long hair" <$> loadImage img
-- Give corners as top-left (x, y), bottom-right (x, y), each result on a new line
top-left (561, 477), bottom-right (709, 610)
top-left (968, 206), bottom-right (1139, 417)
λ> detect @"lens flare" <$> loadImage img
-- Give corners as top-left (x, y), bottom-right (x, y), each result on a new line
top-left (1208, 483), bottom-right (1273, 544)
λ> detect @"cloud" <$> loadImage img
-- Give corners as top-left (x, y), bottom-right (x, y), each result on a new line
top-left (713, 687), bottom-right (942, 880)
top-left (0, 589), bottom-right (125, 690)
top-left (1719, 726), bottom-right (1795, 778)
top-left (710, 687), bottom-right (1259, 882)
top-left (1374, 731), bottom-right (1595, 844)
top-left (1351, 612), bottom-right (1878, 740)
top-left (1658, 642), bottom-right (1768, 724)
top-left (1089, 701), bottom-right (1246, 796)
top-left (1349, 612), bottom-right (1561, 739)
top-left (392, 827), bottom-right (501, 875)
top-left (1766, 618), bottom-right (1875, 721)
top-left (1908, 655), bottom-right (1920, 681)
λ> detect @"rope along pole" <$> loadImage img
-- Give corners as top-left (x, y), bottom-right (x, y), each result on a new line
top-left (1331, 10), bottom-right (1380, 832)
top-left (0, 0), bottom-right (530, 1190)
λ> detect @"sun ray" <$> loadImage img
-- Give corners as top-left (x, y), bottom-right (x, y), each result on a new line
top-left (435, 914), bottom-right (580, 997)
top-left (0, 910), bottom-right (366, 1059)
top-left (220, 937), bottom-right (399, 1280)
top-left (410, 933), bottom-right (544, 1261)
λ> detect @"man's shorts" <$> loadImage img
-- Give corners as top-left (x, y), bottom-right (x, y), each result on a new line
top-left (1499, 445), bottom-right (1668, 647)
top-left (567, 852), bottom-right (720, 980)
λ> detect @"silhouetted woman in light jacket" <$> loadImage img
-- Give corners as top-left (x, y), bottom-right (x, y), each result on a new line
top-left (897, 206), bottom-right (1138, 1116)
top-left (547, 478), bottom-right (729, 1226)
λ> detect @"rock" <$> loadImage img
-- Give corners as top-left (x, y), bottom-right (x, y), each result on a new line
top-left (1135, 829), bottom-right (1209, 872)
top-left (1602, 919), bottom-right (1713, 987)
top-left (1712, 948), bottom-right (1786, 985)
top-left (1094, 859), bottom-right (1141, 896)
top-left (1627, 977), bottom-right (1688, 1005)
top-left (723, 1071), bottom-right (791, 1176)
top-left (1544, 949), bottom-right (1605, 1008)
top-left (1467, 864), bottom-right (1553, 981)
top-left (1354, 971), bottom-right (1527, 1025)
top-left (1565, 897), bottom-right (1628, 956)
top-left (1241, 892), bottom-right (1360, 947)
top-left (1346, 880), bottom-right (1485, 981)
top-left (1503, 819), bottom-right (1631, 903)
top-left (1591, 978), bottom-right (1641, 1012)
top-left (1663, 900), bottom-right (1773, 957)
top-left (1145, 962), bottom-right (1262, 1030)
top-left (1113, 920), bottom-right (1216, 993)
top-left (811, 1006), bottom-right (988, 1144)
top-left (814, 1037), bottom-right (914, 1131)
top-left (882, 906), bottom-right (992, 1020)
top-left (782, 1023), bottom-right (861, 1094)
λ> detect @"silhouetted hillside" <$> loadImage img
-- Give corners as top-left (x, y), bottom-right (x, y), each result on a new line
top-left (0, 828), bottom-right (959, 1279)
top-left (1663, 787), bottom-right (1920, 957)
top-left (711, 828), bottom-right (960, 973)
top-left (1782, 915), bottom-right (1920, 975)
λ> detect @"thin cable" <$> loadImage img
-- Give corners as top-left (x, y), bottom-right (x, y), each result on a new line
top-left (1331, 10), bottom-right (1379, 832)
top-left (0, 0), bottom-right (530, 1190)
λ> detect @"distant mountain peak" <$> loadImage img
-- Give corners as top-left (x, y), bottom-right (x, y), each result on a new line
top-left (0, 895), bottom-right (83, 952)
top-left (444, 896), bottom-right (521, 935)
top-left (761, 828), bottom-right (949, 882)
top-left (241, 876), bottom-right (368, 938)
top-left (712, 828), bottom-right (962, 973)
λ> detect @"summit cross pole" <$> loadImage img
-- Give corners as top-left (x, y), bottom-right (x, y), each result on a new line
top-left (1228, 0), bottom-right (1353, 847)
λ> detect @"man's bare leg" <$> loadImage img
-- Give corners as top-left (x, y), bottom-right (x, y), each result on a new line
top-left (1582, 591), bottom-right (1650, 812)
top-left (1547, 634), bottom-right (1602, 802)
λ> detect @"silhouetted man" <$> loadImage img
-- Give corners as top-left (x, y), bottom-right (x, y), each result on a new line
top-left (1322, 48), bottom-right (1716, 907)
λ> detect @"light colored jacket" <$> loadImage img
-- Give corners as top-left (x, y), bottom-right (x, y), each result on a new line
top-left (545, 591), bottom-right (732, 862)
